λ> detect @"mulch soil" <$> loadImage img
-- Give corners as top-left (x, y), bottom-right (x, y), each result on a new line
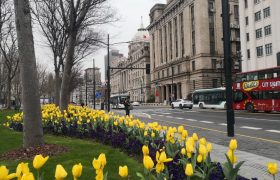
top-left (0, 144), bottom-right (69, 161)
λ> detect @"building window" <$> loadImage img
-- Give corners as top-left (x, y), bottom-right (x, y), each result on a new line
top-left (212, 79), bottom-right (218, 88)
top-left (212, 59), bottom-right (217, 69)
top-left (168, 21), bottom-right (173, 60)
top-left (167, 68), bottom-right (169, 77)
top-left (159, 29), bottom-right (163, 63)
top-left (256, 28), bottom-right (262, 39)
top-left (255, 11), bottom-right (261, 21)
top-left (256, 46), bottom-right (263, 57)
top-left (246, 33), bottom-right (250, 41)
top-left (245, 17), bottom-right (249, 25)
top-left (174, 17), bottom-right (178, 57)
top-left (245, 0), bottom-right (248, 8)
top-left (157, 71), bottom-right (160, 79)
top-left (193, 80), bottom-right (196, 90)
top-left (247, 49), bottom-right (251, 59)
top-left (254, 0), bottom-right (260, 4)
top-left (180, 13), bottom-right (184, 56)
top-left (177, 65), bottom-right (181, 74)
top-left (264, 25), bottom-right (272, 36)
top-left (234, 5), bottom-right (239, 20)
top-left (265, 43), bottom-right (272, 55)
top-left (164, 25), bottom-right (168, 62)
top-left (263, 7), bottom-right (270, 18)
top-left (191, 5), bottom-right (196, 56)
top-left (162, 70), bottom-right (164, 78)
top-left (192, 61), bottom-right (196, 71)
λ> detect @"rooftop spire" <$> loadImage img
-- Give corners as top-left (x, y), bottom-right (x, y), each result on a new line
top-left (140, 16), bottom-right (144, 29)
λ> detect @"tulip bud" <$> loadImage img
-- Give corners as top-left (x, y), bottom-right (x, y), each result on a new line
top-left (21, 172), bottom-right (35, 180)
top-left (185, 164), bottom-right (193, 176)
top-left (199, 138), bottom-right (207, 146)
top-left (72, 163), bottom-right (83, 178)
top-left (267, 162), bottom-right (278, 175)
top-left (55, 164), bottom-right (67, 180)
top-left (119, 165), bottom-right (128, 178)
top-left (143, 156), bottom-right (154, 170)
top-left (181, 148), bottom-right (186, 155)
top-left (229, 139), bottom-right (237, 151)
top-left (206, 143), bottom-right (212, 153)
top-left (142, 145), bottom-right (149, 156)
top-left (178, 126), bottom-right (184, 133)
top-left (192, 133), bottom-right (198, 141)
top-left (197, 154), bottom-right (203, 163)
top-left (33, 154), bottom-right (49, 170)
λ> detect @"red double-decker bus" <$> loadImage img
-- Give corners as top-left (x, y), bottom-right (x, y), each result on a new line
top-left (233, 66), bottom-right (280, 112)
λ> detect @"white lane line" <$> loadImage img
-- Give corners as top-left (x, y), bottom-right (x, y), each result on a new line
top-left (166, 116), bottom-right (173, 118)
top-left (162, 113), bottom-right (171, 115)
top-left (265, 130), bottom-right (280, 134)
top-left (236, 117), bottom-right (280, 122)
top-left (151, 114), bottom-right (157, 116)
top-left (185, 119), bottom-right (198, 122)
top-left (240, 126), bottom-right (262, 130)
top-left (200, 121), bottom-right (214, 124)
top-left (176, 117), bottom-right (184, 120)
top-left (157, 115), bottom-right (164, 117)
top-left (219, 123), bottom-right (227, 126)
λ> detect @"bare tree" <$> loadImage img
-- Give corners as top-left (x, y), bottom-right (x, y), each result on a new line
top-left (0, 0), bottom-right (20, 109)
top-left (59, 0), bottom-right (116, 111)
top-left (32, 0), bottom-right (67, 106)
top-left (14, 0), bottom-right (43, 147)
top-left (37, 63), bottom-right (49, 98)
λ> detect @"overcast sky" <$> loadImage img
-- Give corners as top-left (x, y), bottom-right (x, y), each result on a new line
top-left (34, 0), bottom-right (166, 81)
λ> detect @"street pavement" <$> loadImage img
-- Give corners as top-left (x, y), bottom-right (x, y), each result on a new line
top-left (111, 106), bottom-right (280, 179)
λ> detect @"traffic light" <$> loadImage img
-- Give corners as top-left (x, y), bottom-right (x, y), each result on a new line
top-left (146, 64), bottom-right (150, 74)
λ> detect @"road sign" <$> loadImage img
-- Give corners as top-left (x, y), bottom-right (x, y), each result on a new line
top-left (96, 92), bottom-right (102, 98)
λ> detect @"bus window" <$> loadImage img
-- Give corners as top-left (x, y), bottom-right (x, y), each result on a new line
top-left (273, 91), bottom-right (280, 99)
top-left (247, 72), bottom-right (258, 81)
top-left (233, 91), bottom-right (247, 102)
top-left (193, 94), bottom-right (199, 104)
top-left (250, 91), bottom-right (259, 99)
top-left (236, 74), bottom-right (243, 82)
top-left (258, 71), bottom-right (265, 80)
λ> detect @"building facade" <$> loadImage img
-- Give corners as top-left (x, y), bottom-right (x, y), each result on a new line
top-left (110, 24), bottom-right (151, 102)
top-left (104, 50), bottom-right (123, 81)
top-left (239, 0), bottom-right (280, 71)
top-left (148, 0), bottom-right (240, 103)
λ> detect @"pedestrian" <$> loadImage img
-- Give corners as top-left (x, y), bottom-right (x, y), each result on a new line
top-left (124, 98), bottom-right (130, 116)
top-left (81, 102), bottom-right (84, 107)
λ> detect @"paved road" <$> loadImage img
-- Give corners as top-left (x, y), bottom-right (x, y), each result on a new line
top-left (113, 106), bottom-right (280, 161)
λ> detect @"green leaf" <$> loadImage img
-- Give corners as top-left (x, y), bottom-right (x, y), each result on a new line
top-left (136, 172), bottom-right (145, 180)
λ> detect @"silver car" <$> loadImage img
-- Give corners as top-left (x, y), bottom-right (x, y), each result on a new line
top-left (171, 99), bottom-right (193, 109)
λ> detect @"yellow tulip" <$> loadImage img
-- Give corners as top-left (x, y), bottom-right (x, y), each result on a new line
top-left (227, 150), bottom-right (237, 164)
top-left (119, 165), bottom-right (128, 178)
top-left (178, 125), bottom-right (184, 133)
top-left (199, 138), bottom-right (207, 146)
top-left (181, 148), bottom-right (186, 155)
top-left (98, 153), bottom-right (107, 168)
top-left (143, 155), bottom-right (154, 170)
top-left (113, 121), bottom-right (118, 126)
top-left (267, 162), bottom-right (278, 175)
top-left (142, 145), bottom-right (149, 156)
top-left (185, 164), bottom-right (193, 176)
top-left (206, 143), bottom-right (212, 153)
top-left (155, 151), bottom-right (172, 173)
top-left (151, 132), bottom-right (155, 138)
top-left (92, 159), bottom-right (101, 170)
top-left (181, 130), bottom-right (188, 139)
top-left (21, 172), bottom-right (35, 180)
top-left (192, 133), bottom-right (198, 141)
top-left (95, 169), bottom-right (103, 180)
top-left (72, 163), bottom-right (83, 179)
top-left (229, 139), bottom-right (237, 151)
top-left (197, 154), bottom-right (203, 163)
top-left (16, 162), bottom-right (30, 177)
top-left (0, 166), bottom-right (17, 180)
top-left (55, 164), bottom-right (68, 180)
top-left (187, 152), bottom-right (192, 158)
top-left (33, 154), bottom-right (49, 170)
top-left (144, 131), bottom-right (148, 136)
top-left (199, 145), bottom-right (207, 156)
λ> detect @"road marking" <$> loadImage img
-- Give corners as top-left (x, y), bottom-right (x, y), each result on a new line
top-left (185, 119), bottom-right (197, 122)
top-left (219, 123), bottom-right (227, 126)
top-left (236, 117), bottom-right (280, 122)
top-left (266, 130), bottom-right (280, 134)
top-left (146, 118), bottom-right (280, 144)
top-left (176, 117), bottom-right (184, 120)
top-left (166, 116), bottom-right (173, 118)
top-left (240, 126), bottom-right (262, 130)
top-left (200, 121), bottom-right (214, 124)
top-left (162, 113), bottom-right (171, 115)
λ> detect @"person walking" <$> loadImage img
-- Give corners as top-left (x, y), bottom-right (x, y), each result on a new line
top-left (124, 99), bottom-right (130, 116)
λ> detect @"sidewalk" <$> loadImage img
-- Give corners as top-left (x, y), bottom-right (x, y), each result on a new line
top-left (113, 110), bottom-right (280, 180)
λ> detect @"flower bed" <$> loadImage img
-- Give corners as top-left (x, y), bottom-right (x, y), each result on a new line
top-left (2, 104), bottom-right (278, 179)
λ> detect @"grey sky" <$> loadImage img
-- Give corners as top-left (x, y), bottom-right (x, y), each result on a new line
top-left (34, 0), bottom-right (165, 81)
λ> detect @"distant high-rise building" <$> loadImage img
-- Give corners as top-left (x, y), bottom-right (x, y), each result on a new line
top-left (104, 50), bottom-right (123, 81)
top-left (239, 0), bottom-right (280, 71)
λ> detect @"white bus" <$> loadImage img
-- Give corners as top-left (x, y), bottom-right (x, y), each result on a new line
top-left (110, 94), bottom-right (130, 109)
top-left (192, 87), bottom-right (227, 109)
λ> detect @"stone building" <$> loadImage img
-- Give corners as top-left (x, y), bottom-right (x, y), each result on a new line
top-left (110, 23), bottom-right (151, 102)
top-left (148, 0), bottom-right (240, 103)
top-left (239, 0), bottom-right (280, 71)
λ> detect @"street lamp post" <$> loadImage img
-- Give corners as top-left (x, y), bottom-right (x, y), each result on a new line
top-left (107, 34), bottom-right (110, 112)
top-left (171, 65), bottom-right (174, 103)
top-left (85, 72), bottom-right (88, 106)
top-left (93, 58), bottom-right (96, 109)
top-left (222, 0), bottom-right (235, 137)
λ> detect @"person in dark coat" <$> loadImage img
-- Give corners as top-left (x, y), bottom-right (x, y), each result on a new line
top-left (124, 99), bottom-right (130, 116)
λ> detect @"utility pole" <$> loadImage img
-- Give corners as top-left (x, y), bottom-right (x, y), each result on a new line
top-left (171, 65), bottom-right (174, 103)
top-left (93, 58), bottom-right (96, 109)
top-left (222, 0), bottom-right (235, 137)
top-left (107, 34), bottom-right (110, 112)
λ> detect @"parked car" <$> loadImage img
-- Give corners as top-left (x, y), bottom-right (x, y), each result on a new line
top-left (131, 101), bottom-right (140, 106)
top-left (171, 99), bottom-right (193, 109)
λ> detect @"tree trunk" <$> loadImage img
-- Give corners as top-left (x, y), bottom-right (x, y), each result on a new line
top-left (60, 32), bottom-right (77, 111)
top-left (54, 71), bottom-right (60, 106)
top-left (14, 0), bottom-right (44, 147)
top-left (6, 77), bottom-right (11, 109)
